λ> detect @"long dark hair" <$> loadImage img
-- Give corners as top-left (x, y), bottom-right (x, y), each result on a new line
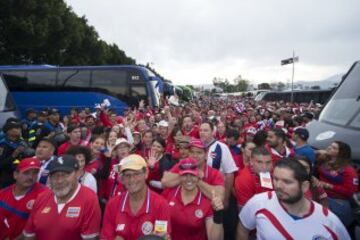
top-left (329, 141), bottom-right (352, 170)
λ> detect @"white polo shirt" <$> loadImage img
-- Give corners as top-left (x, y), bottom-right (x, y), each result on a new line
top-left (206, 140), bottom-right (238, 174)
top-left (239, 191), bottom-right (350, 240)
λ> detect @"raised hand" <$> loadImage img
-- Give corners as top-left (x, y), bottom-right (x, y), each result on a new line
top-left (211, 190), bottom-right (224, 212)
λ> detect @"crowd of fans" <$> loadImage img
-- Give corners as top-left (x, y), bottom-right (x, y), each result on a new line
top-left (0, 96), bottom-right (357, 239)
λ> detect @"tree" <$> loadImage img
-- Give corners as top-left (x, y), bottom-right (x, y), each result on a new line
top-left (258, 83), bottom-right (271, 90)
top-left (277, 82), bottom-right (286, 91)
top-left (0, 0), bottom-right (135, 65)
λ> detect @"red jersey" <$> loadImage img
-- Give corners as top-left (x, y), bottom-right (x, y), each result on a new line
top-left (319, 165), bottom-right (359, 199)
top-left (182, 126), bottom-right (200, 138)
top-left (57, 140), bottom-right (87, 156)
top-left (162, 186), bottom-right (213, 240)
top-left (0, 183), bottom-right (46, 239)
top-left (234, 166), bottom-right (271, 206)
top-left (100, 188), bottom-right (172, 240)
top-left (266, 145), bottom-right (294, 163)
top-left (170, 163), bottom-right (224, 187)
top-left (23, 185), bottom-right (101, 240)
top-left (0, 211), bottom-right (9, 240)
top-left (100, 158), bottom-right (125, 200)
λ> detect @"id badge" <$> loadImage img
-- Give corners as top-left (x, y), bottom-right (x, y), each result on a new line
top-left (259, 172), bottom-right (273, 189)
top-left (154, 220), bottom-right (168, 234)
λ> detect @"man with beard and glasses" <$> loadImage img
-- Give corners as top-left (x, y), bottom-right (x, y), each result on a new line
top-left (236, 158), bottom-right (350, 240)
top-left (23, 155), bottom-right (101, 240)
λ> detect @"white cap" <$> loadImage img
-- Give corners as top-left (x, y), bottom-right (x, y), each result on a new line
top-left (114, 138), bottom-right (130, 149)
top-left (158, 120), bottom-right (169, 127)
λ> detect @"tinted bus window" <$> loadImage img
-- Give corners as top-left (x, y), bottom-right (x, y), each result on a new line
top-left (91, 69), bottom-right (129, 98)
top-left (320, 63), bottom-right (360, 128)
top-left (26, 71), bottom-right (56, 88)
top-left (3, 71), bottom-right (27, 90)
top-left (57, 70), bottom-right (91, 88)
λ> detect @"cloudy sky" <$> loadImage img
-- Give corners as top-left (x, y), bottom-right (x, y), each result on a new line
top-left (66, 0), bottom-right (360, 86)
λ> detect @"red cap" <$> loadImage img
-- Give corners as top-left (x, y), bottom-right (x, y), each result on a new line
top-left (178, 158), bottom-right (199, 176)
top-left (17, 157), bottom-right (41, 173)
top-left (190, 138), bottom-right (205, 149)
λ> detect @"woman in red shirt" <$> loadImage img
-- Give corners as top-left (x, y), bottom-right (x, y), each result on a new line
top-left (162, 158), bottom-right (224, 240)
top-left (317, 141), bottom-right (358, 227)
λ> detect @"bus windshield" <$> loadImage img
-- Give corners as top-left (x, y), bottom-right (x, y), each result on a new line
top-left (319, 62), bottom-right (360, 129)
top-left (0, 76), bottom-right (16, 112)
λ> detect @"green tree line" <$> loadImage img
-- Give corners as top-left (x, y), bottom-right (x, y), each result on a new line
top-left (0, 0), bottom-right (135, 65)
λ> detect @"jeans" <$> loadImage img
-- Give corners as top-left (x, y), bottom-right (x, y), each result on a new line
top-left (328, 197), bottom-right (353, 227)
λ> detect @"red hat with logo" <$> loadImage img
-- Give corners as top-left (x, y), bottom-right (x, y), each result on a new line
top-left (17, 157), bottom-right (41, 173)
top-left (178, 158), bottom-right (199, 176)
top-left (190, 138), bottom-right (205, 149)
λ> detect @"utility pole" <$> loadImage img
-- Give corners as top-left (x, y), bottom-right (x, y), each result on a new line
top-left (281, 51), bottom-right (299, 103)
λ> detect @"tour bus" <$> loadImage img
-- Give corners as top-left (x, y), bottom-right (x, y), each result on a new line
top-left (307, 61), bottom-right (360, 168)
top-left (0, 65), bottom-right (164, 117)
top-left (254, 89), bottom-right (334, 104)
top-left (0, 74), bottom-right (20, 129)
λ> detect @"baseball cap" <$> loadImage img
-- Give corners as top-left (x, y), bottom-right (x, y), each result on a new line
top-left (3, 121), bottom-right (22, 133)
top-left (190, 138), bottom-right (205, 149)
top-left (119, 154), bottom-right (147, 173)
top-left (17, 157), bottom-right (41, 173)
top-left (26, 108), bottom-right (37, 115)
top-left (294, 127), bottom-right (309, 141)
top-left (178, 158), bottom-right (199, 176)
top-left (48, 155), bottom-right (79, 174)
top-left (114, 138), bottom-right (131, 149)
top-left (48, 108), bottom-right (60, 115)
top-left (246, 127), bottom-right (257, 136)
top-left (158, 120), bottom-right (169, 127)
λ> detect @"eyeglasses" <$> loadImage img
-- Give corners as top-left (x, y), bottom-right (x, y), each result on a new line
top-left (179, 163), bottom-right (198, 170)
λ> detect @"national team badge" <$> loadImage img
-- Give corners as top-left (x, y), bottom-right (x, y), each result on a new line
top-left (195, 209), bottom-right (203, 218)
top-left (210, 152), bottom-right (216, 159)
top-left (66, 207), bottom-right (81, 218)
top-left (169, 201), bottom-right (175, 206)
top-left (116, 224), bottom-right (125, 231)
top-left (26, 199), bottom-right (35, 210)
top-left (41, 207), bottom-right (51, 214)
top-left (141, 221), bottom-right (153, 235)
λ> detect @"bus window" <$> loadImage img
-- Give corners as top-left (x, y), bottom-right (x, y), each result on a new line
top-left (26, 71), bottom-right (56, 88)
top-left (57, 70), bottom-right (91, 88)
top-left (91, 69), bottom-right (129, 98)
top-left (319, 63), bottom-right (360, 127)
top-left (3, 71), bottom-right (27, 90)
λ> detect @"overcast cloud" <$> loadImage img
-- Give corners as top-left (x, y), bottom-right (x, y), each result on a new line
top-left (65, 0), bottom-right (360, 85)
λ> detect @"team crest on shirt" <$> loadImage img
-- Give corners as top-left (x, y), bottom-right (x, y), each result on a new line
top-left (210, 152), bottom-right (216, 159)
top-left (66, 207), bottom-right (81, 218)
top-left (169, 201), bottom-right (175, 206)
top-left (41, 207), bottom-right (51, 214)
top-left (312, 235), bottom-right (327, 240)
top-left (141, 221), bottom-right (153, 235)
top-left (26, 200), bottom-right (35, 210)
top-left (116, 224), bottom-right (125, 231)
top-left (195, 209), bottom-right (203, 218)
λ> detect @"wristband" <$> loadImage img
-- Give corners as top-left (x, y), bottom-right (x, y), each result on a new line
top-left (213, 210), bottom-right (223, 224)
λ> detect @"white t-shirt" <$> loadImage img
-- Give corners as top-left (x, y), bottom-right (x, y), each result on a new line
top-left (206, 140), bottom-right (238, 174)
top-left (79, 172), bottom-right (97, 193)
top-left (239, 191), bottom-right (350, 240)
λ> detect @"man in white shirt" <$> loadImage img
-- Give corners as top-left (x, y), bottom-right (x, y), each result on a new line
top-left (236, 157), bottom-right (350, 240)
